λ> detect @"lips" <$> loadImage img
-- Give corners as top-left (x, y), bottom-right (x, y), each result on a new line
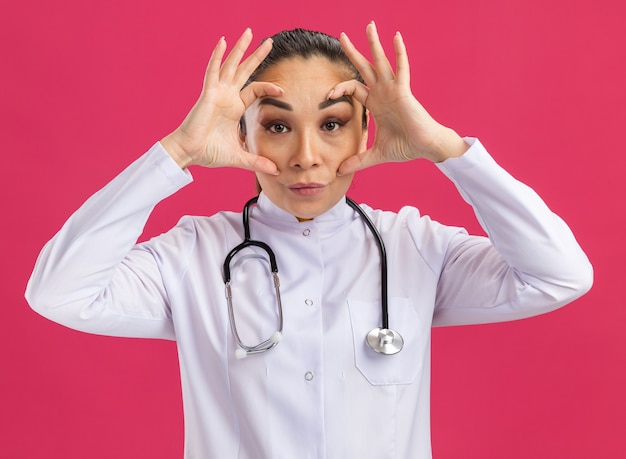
top-left (288, 182), bottom-right (326, 196)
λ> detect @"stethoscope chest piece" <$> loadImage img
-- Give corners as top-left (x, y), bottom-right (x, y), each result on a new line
top-left (366, 327), bottom-right (404, 355)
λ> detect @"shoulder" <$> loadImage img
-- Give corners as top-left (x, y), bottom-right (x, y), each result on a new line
top-left (177, 210), bottom-right (242, 234)
top-left (358, 202), bottom-right (468, 266)
top-left (141, 211), bottom-right (243, 254)
top-left (359, 202), bottom-right (461, 236)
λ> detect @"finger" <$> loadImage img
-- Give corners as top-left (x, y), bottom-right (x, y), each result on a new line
top-left (236, 151), bottom-right (279, 175)
top-left (366, 22), bottom-right (395, 81)
top-left (202, 36), bottom-right (227, 93)
top-left (393, 31), bottom-right (410, 86)
top-left (337, 149), bottom-right (380, 176)
top-left (339, 32), bottom-right (377, 84)
top-left (220, 28), bottom-right (254, 81)
top-left (240, 81), bottom-right (284, 108)
top-left (328, 80), bottom-right (370, 107)
top-left (233, 37), bottom-right (273, 87)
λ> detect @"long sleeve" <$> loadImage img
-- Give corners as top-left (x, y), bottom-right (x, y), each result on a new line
top-left (25, 142), bottom-right (193, 339)
top-left (431, 138), bottom-right (593, 326)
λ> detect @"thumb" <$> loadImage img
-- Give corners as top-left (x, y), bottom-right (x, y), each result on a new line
top-left (337, 148), bottom-right (380, 176)
top-left (236, 150), bottom-right (279, 175)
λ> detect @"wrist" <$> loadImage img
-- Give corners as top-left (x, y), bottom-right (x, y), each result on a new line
top-left (431, 129), bottom-right (470, 163)
top-left (160, 134), bottom-right (194, 169)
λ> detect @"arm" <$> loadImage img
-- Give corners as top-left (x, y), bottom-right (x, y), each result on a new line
top-left (335, 23), bottom-right (592, 323)
top-left (25, 144), bottom-right (192, 338)
top-left (432, 139), bottom-right (592, 325)
top-left (25, 29), bottom-right (280, 337)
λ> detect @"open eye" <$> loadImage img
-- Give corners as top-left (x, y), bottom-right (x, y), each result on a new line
top-left (268, 123), bottom-right (289, 134)
top-left (322, 121), bottom-right (343, 132)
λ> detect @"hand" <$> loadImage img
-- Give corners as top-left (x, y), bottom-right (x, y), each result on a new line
top-left (161, 29), bottom-right (283, 174)
top-left (331, 22), bottom-right (469, 175)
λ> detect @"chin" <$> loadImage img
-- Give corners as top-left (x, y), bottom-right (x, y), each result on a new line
top-left (291, 199), bottom-right (342, 220)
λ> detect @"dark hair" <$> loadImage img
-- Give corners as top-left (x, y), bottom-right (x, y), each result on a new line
top-left (246, 28), bottom-right (364, 87)
top-left (240, 28), bottom-right (367, 136)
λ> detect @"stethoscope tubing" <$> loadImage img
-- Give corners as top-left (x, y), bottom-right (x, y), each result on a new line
top-left (223, 196), bottom-right (283, 355)
top-left (345, 197), bottom-right (389, 330)
top-left (223, 195), bottom-right (402, 357)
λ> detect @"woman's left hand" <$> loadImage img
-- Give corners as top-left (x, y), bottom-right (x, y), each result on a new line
top-left (331, 22), bottom-right (469, 175)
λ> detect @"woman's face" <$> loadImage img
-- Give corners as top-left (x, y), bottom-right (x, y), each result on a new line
top-left (243, 56), bottom-right (368, 220)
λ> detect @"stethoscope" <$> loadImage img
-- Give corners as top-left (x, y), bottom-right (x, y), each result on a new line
top-left (223, 196), bottom-right (404, 359)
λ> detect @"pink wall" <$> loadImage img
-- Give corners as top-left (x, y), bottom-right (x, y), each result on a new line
top-left (2, 0), bottom-right (624, 457)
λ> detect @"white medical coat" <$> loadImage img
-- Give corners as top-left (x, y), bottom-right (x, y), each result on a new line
top-left (26, 138), bottom-right (593, 458)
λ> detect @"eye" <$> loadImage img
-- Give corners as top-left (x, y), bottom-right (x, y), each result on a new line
top-left (322, 121), bottom-right (343, 132)
top-left (268, 123), bottom-right (289, 134)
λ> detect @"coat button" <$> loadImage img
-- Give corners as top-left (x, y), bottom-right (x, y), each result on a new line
top-left (302, 228), bottom-right (311, 236)
top-left (304, 371), bottom-right (314, 381)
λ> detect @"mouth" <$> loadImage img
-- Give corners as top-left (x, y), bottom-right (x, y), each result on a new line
top-left (288, 182), bottom-right (326, 196)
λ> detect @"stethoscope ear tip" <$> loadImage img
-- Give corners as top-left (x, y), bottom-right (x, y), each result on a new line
top-left (270, 331), bottom-right (282, 344)
top-left (235, 348), bottom-right (248, 360)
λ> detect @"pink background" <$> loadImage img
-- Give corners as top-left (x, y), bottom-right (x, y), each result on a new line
top-left (2, 0), bottom-right (624, 457)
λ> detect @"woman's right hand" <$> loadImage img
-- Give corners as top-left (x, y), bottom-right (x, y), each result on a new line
top-left (160, 29), bottom-right (282, 174)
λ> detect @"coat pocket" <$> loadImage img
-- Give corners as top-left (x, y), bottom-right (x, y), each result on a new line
top-left (347, 297), bottom-right (426, 385)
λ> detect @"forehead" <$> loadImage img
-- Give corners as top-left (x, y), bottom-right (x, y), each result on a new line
top-left (255, 55), bottom-right (355, 89)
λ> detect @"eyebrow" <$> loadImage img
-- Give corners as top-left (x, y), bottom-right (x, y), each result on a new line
top-left (258, 95), bottom-right (354, 111)
top-left (318, 95), bottom-right (353, 110)
top-left (258, 98), bottom-right (293, 111)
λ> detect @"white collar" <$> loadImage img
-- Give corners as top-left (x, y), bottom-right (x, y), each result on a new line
top-left (252, 192), bottom-right (357, 235)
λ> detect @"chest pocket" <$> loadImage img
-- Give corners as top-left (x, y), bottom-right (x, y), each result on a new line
top-left (348, 297), bottom-right (427, 386)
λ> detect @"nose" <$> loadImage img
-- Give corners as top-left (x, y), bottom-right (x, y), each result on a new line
top-left (290, 130), bottom-right (321, 170)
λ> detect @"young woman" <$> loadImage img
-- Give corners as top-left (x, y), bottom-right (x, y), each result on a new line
top-left (26, 23), bottom-right (592, 458)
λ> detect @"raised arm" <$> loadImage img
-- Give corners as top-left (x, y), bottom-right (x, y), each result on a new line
top-left (333, 23), bottom-right (592, 323)
top-left (25, 29), bottom-right (276, 338)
